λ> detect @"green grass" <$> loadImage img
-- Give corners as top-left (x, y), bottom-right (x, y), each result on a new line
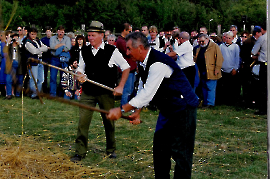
top-left (0, 97), bottom-right (267, 178)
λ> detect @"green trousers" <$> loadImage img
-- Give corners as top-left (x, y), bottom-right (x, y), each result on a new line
top-left (75, 92), bottom-right (116, 157)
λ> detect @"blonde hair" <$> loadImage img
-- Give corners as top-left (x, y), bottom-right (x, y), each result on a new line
top-left (149, 26), bottom-right (158, 33)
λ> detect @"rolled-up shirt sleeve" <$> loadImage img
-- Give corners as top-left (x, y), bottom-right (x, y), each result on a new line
top-left (129, 62), bottom-right (173, 108)
top-left (108, 48), bottom-right (130, 71)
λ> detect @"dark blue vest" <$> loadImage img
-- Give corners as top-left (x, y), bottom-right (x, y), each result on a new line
top-left (139, 49), bottom-right (199, 116)
top-left (82, 44), bottom-right (117, 95)
top-left (25, 38), bottom-right (42, 66)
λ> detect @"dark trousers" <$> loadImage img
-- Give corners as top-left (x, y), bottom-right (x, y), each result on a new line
top-left (153, 107), bottom-right (197, 179)
top-left (240, 65), bottom-right (259, 107)
top-left (0, 84), bottom-right (6, 96)
top-left (182, 65), bottom-right (196, 88)
top-left (258, 62), bottom-right (267, 112)
top-left (216, 71), bottom-right (241, 105)
top-left (75, 92), bottom-right (116, 157)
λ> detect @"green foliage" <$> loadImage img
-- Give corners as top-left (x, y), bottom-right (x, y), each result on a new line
top-left (0, 0), bottom-right (267, 34)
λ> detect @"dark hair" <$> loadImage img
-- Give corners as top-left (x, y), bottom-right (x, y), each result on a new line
top-left (27, 27), bottom-right (38, 40)
top-left (133, 27), bottom-right (140, 32)
top-left (44, 26), bottom-right (52, 32)
top-left (75, 35), bottom-right (86, 46)
top-left (261, 23), bottom-right (266, 31)
top-left (68, 57), bottom-right (78, 67)
top-left (119, 23), bottom-right (130, 32)
top-left (57, 25), bottom-right (65, 31)
top-left (125, 32), bottom-right (150, 49)
top-left (28, 27), bottom-right (38, 33)
top-left (240, 31), bottom-right (250, 37)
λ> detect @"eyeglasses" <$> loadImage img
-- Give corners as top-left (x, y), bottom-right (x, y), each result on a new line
top-left (241, 36), bottom-right (247, 38)
top-left (109, 40), bottom-right (115, 41)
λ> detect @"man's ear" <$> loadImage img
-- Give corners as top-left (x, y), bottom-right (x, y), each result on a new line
top-left (138, 44), bottom-right (144, 53)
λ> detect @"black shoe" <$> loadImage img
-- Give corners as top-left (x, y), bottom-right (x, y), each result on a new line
top-left (4, 95), bottom-right (12, 100)
top-left (31, 96), bottom-right (39, 99)
top-left (254, 111), bottom-right (267, 115)
top-left (70, 154), bottom-right (83, 162)
top-left (107, 151), bottom-right (117, 158)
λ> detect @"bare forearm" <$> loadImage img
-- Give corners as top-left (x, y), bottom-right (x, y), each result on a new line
top-left (118, 68), bottom-right (130, 88)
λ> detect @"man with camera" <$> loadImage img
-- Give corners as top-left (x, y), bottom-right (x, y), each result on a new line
top-left (4, 33), bottom-right (24, 99)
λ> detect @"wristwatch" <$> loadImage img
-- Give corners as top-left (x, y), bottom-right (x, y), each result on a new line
top-left (120, 105), bottom-right (125, 113)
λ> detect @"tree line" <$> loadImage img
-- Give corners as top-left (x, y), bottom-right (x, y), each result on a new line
top-left (1, 0), bottom-right (266, 34)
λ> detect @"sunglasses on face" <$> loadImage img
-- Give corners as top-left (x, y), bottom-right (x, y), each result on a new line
top-left (241, 36), bottom-right (247, 38)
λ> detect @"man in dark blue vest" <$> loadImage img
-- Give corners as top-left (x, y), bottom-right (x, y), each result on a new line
top-left (70, 21), bottom-right (130, 162)
top-left (107, 32), bottom-right (199, 179)
top-left (25, 27), bottom-right (48, 99)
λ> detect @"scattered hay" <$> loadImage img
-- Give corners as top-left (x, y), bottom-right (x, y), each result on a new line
top-left (0, 134), bottom-right (116, 178)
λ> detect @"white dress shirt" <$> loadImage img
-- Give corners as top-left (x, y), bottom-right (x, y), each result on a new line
top-left (77, 42), bottom-right (130, 74)
top-left (174, 40), bottom-right (195, 69)
top-left (164, 37), bottom-right (178, 53)
top-left (129, 48), bottom-right (173, 108)
top-left (149, 36), bottom-right (164, 52)
top-left (232, 35), bottom-right (239, 44)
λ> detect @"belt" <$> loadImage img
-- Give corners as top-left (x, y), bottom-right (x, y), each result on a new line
top-left (130, 69), bottom-right (136, 73)
top-left (258, 61), bottom-right (267, 66)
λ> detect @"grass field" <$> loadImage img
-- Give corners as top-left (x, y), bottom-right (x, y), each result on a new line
top-left (0, 96), bottom-right (267, 178)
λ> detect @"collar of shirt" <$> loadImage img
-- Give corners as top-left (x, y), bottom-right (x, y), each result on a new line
top-left (225, 43), bottom-right (232, 47)
top-left (91, 42), bottom-right (105, 56)
top-left (180, 40), bottom-right (189, 46)
top-left (92, 41), bottom-right (105, 50)
top-left (252, 36), bottom-right (258, 40)
top-left (57, 36), bottom-right (65, 40)
top-left (140, 48), bottom-right (151, 70)
top-left (232, 35), bottom-right (238, 43)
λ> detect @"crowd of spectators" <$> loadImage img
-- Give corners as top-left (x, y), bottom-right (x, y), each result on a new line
top-left (0, 23), bottom-right (267, 114)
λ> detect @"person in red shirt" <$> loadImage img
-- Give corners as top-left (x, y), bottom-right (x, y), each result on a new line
top-left (116, 23), bottom-right (137, 106)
